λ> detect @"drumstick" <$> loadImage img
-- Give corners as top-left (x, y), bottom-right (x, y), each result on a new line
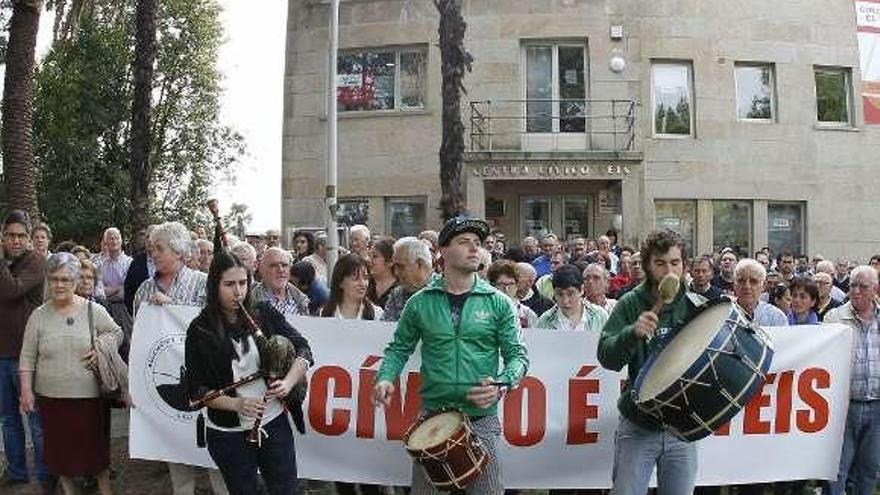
top-left (651, 273), bottom-right (680, 315)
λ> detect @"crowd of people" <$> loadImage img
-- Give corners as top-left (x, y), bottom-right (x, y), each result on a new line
top-left (1, 208), bottom-right (878, 495)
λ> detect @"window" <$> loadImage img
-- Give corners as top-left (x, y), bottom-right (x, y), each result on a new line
top-left (768, 202), bottom-right (805, 256)
top-left (337, 199), bottom-right (369, 227)
top-left (654, 200), bottom-right (696, 256)
top-left (652, 61), bottom-right (694, 136)
top-left (386, 196), bottom-right (426, 238)
top-left (337, 48), bottom-right (427, 112)
top-left (814, 67), bottom-right (852, 124)
top-left (521, 196), bottom-right (552, 239)
top-left (524, 44), bottom-right (588, 133)
top-left (735, 63), bottom-right (775, 121)
top-left (713, 201), bottom-right (752, 258)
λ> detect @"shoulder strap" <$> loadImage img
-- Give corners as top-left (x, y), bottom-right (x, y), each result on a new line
top-left (88, 300), bottom-right (95, 349)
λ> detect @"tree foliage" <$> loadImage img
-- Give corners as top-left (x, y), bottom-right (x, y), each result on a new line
top-left (222, 202), bottom-right (251, 239)
top-left (32, 0), bottom-right (243, 246)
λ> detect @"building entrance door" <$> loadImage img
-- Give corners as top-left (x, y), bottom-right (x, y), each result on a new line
top-left (521, 195), bottom-right (593, 241)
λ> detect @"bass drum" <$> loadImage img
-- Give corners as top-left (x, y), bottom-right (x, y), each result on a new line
top-left (633, 299), bottom-right (774, 441)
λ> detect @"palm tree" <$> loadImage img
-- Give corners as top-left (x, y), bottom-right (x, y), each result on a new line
top-left (434, 0), bottom-right (472, 221)
top-left (2, 0), bottom-right (43, 216)
top-left (129, 0), bottom-right (157, 237)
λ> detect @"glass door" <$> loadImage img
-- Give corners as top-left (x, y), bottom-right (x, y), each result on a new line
top-left (563, 197), bottom-right (591, 240)
top-left (524, 44), bottom-right (587, 150)
top-left (521, 196), bottom-right (552, 240)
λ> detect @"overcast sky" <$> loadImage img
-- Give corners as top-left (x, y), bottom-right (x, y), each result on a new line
top-left (20, 0), bottom-right (288, 232)
top-left (214, 0), bottom-right (287, 232)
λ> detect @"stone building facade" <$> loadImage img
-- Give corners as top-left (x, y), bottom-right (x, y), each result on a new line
top-left (283, 0), bottom-right (880, 260)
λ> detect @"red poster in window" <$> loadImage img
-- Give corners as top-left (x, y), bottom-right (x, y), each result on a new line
top-left (338, 73), bottom-right (377, 110)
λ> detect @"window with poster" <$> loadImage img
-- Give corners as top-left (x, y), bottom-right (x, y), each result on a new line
top-left (337, 199), bottom-right (369, 227)
top-left (386, 196), bottom-right (426, 239)
top-left (654, 200), bottom-right (696, 256)
top-left (337, 47), bottom-right (427, 112)
top-left (768, 202), bottom-right (805, 256)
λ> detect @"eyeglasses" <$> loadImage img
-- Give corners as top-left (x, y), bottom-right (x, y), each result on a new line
top-left (266, 262), bottom-right (290, 270)
top-left (3, 232), bottom-right (28, 240)
top-left (851, 283), bottom-right (875, 291)
top-left (48, 276), bottom-right (75, 285)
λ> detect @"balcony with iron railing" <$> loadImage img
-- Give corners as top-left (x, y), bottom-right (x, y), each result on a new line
top-left (468, 99), bottom-right (640, 158)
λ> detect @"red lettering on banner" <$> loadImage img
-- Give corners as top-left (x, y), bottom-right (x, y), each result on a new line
top-left (503, 376), bottom-right (546, 447)
top-left (567, 365), bottom-right (600, 445)
top-left (775, 371), bottom-right (795, 434)
top-left (308, 366), bottom-right (352, 436)
top-left (797, 368), bottom-right (830, 433)
top-left (744, 373), bottom-right (776, 434)
top-left (355, 356), bottom-right (422, 440)
top-left (356, 356), bottom-right (381, 439)
top-left (385, 372), bottom-right (423, 440)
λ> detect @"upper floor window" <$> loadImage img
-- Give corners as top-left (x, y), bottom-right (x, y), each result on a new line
top-left (814, 66), bottom-right (853, 125)
top-left (337, 47), bottom-right (427, 112)
top-left (523, 43), bottom-right (588, 134)
top-left (735, 63), bottom-right (776, 121)
top-left (652, 61), bottom-right (694, 137)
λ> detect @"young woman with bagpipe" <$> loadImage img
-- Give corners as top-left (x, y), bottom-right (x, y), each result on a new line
top-left (184, 250), bottom-right (313, 495)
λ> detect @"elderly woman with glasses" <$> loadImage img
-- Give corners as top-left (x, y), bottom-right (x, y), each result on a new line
top-left (19, 253), bottom-right (122, 495)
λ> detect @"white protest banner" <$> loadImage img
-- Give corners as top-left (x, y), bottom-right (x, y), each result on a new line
top-left (129, 305), bottom-right (216, 469)
top-left (129, 306), bottom-right (852, 488)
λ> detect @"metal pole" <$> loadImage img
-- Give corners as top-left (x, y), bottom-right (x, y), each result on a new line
top-left (325, 0), bottom-right (340, 277)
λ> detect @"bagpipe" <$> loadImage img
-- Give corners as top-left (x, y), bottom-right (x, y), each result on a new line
top-left (187, 200), bottom-right (308, 448)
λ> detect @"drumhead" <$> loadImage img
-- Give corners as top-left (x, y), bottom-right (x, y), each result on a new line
top-left (638, 301), bottom-right (733, 402)
top-left (406, 412), bottom-right (463, 450)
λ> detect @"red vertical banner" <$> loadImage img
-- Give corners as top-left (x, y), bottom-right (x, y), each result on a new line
top-left (856, 0), bottom-right (880, 123)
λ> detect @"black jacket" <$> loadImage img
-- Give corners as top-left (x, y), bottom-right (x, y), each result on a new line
top-left (522, 288), bottom-right (554, 317)
top-left (124, 251), bottom-right (149, 314)
top-left (184, 301), bottom-right (313, 430)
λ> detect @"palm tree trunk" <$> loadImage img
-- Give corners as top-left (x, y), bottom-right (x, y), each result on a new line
top-left (435, 0), bottom-right (472, 221)
top-left (129, 0), bottom-right (158, 236)
top-left (2, 0), bottom-right (43, 217)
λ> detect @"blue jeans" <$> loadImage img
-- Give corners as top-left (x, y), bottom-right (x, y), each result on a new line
top-left (206, 414), bottom-right (297, 495)
top-left (0, 358), bottom-right (48, 482)
top-left (610, 416), bottom-right (698, 495)
top-left (827, 401), bottom-right (880, 495)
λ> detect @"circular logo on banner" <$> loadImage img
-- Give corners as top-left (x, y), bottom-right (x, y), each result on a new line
top-left (144, 333), bottom-right (198, 423)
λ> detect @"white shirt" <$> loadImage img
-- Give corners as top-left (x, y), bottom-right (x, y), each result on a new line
top-left (206, 336), bottom-right (283, 432)
top-left (334, 303), bottom-right (384, 321)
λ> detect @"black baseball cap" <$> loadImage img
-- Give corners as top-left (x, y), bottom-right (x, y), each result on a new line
top-left (438, 215), bottom-right (489, 247)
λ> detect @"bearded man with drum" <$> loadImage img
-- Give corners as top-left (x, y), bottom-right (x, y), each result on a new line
top-left (598, 229), bottom-right (703, 494)
top-left (373, 215), bottom-right (529, 495)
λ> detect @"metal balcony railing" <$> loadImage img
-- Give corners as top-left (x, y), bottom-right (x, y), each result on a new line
top-left (469, 99), bottom-right (637, 153)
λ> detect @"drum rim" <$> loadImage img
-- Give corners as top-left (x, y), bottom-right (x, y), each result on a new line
top-left (636, 324), bottom-right (775, 442)
top-left (643, 343), bottom-right (774, 441)
top-left (634, 298), bottom-right (739, 402)
top-left (633, 299), bottom-right (775, 441)
top-left (404, 411), bottom-right (466, 452)
top-left (635, 301), bottom-right (738, 401)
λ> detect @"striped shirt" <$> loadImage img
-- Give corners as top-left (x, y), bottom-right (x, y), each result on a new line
top-left (251, 282), bottom-right (309, 321)
top-left (132, 265), bottom-right (207, 317)
top-left (98, 252), bottom-right (132, 302)
top-left (825, 302), bottom-right (880, 401)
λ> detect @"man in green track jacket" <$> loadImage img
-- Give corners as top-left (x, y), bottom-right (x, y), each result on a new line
top-left (597, 229), bottom-right (703, 495)
top-left (373, 215), bottom-right (528, 495)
